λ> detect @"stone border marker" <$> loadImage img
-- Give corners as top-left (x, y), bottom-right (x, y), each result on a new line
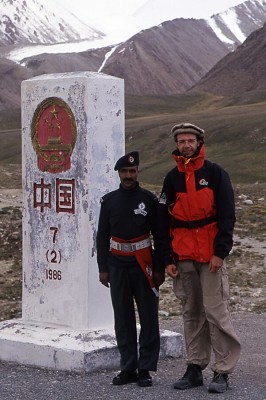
top-left (0, 71), bottom-right (183, 372)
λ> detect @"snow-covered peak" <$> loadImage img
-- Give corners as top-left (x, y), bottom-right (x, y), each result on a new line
top-left (207, 0), bottom-right (266, 47)
top-left (0, 0), bottom-right (104, 45)
top-left (208, 9), bottom-right (246, 45)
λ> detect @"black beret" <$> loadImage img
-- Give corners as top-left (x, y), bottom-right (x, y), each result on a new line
top-left (114, 151), bottom-right (139, 171)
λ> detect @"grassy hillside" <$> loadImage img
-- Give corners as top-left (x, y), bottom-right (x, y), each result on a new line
top-left (1, 92), bottom-right (266, 189)
top-left (125, 92), bottom-right (266, 186)
top-left (0, 108), bottom-right (21, 165)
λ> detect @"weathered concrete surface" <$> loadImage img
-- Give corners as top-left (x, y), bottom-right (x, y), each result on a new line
top-left (0, 319), bottom-right (183, 372)
top-left (21, 71), bottom-right (124, 330)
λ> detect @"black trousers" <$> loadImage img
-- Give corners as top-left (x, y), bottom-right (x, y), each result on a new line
top-left (109, 257), bottom-right (160, 372)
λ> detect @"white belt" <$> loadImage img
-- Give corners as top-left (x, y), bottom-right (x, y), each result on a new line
top-left (110, 238), bottom-right (151, 252)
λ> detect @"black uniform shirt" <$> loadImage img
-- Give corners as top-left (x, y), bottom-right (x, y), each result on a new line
top-left (96, 182), bottom-right (160, 273)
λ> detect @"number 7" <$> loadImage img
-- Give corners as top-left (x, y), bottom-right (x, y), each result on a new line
top-left (50, 227), bottom-right (58, 243)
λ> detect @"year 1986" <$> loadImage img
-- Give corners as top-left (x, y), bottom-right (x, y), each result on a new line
top-left (45, 269), bottom-right (62, 280)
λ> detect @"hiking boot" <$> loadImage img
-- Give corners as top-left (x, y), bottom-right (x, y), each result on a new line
top-left (173, 364), bottom-right (203, 390)
top-left (208, 372), bottom-right (229, 393)
top-left (138, 369), bottom-right (152, 387)
top-left (112, 370), bottom-right (138, 385)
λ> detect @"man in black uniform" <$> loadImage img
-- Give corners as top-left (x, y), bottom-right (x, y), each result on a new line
top-left (96, 151), bottom-right (164, 387)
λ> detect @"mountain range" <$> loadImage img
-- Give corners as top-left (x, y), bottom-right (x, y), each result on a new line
top-left (190, 22), bottom-right (266, 96)
top-left (0, 0), bottom-right (104, 46)
top-left (0, 0), bottom-right (266, 111)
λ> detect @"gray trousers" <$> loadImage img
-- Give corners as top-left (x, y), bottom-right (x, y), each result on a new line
top-left (174, 260), bottom-right (241, 373)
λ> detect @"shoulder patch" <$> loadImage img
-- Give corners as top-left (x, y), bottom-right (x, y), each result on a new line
top-left (159, 192), bottom-right (167, 204)
top-left (199, 178), bottom-right (208, 186)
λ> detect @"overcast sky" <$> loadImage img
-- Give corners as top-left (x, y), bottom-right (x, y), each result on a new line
top-left (59, 0), bottom-right (244, 21)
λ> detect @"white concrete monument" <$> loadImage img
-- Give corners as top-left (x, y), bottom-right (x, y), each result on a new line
top-left (21, 71), bottom-right (123, 330)
top-left (0, 71), bottom-right (183, 372)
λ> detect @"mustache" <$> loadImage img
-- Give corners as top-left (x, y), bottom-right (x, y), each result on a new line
top-left (123, 178), bottom-right (134, 182)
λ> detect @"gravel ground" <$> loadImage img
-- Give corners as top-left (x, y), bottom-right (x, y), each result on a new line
top-left (1, 313), bottom-right (266, 400)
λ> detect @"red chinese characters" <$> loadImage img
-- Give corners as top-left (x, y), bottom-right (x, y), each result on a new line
top-left (33, 178), bottom-right (75, 214)
top-left (56, 178), bottom-right (75, 213)
top-left (33, 179), bottom-right (52, 212)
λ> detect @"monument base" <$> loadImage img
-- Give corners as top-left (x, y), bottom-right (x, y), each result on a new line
top-left (0, 319), bottom-right (183, 372)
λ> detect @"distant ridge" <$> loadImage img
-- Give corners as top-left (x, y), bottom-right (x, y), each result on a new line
top-left (190, 23), bottom-right (266, 96)
top-left (0, 0), bottom-right (266, 110)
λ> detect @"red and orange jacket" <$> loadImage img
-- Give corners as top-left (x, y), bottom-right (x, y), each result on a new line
top-left (158, 145), bottom-right (235, 267)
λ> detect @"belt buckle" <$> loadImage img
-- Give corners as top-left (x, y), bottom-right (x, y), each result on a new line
top-left (131, 243), bottom-right (136, 251)
top-left (123, 243), bottom-right (131, 252)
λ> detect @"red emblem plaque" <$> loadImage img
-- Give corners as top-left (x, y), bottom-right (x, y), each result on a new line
top-left (31, 97), bottom-right (77, 173)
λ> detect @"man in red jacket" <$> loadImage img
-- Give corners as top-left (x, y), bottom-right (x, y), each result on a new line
top-left (158, 123), bottom-right (241, 393)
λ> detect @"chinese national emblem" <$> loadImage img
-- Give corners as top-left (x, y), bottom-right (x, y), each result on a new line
top-left (31, 97), bottom-right (77, 173)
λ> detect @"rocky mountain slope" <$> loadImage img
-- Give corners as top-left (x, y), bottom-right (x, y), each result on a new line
top-left (190, 22), bottom-right (266, 96)
top-left (101, 19), bottom-right (229, 96)
top-left (209, 0), bottom-right (266, 49)
top-left (0, 0), bottom-right (104, 45)
top-left (0, 58), bottom-right (31, 110)
top-left (22, 19), bottom-right (230, 96)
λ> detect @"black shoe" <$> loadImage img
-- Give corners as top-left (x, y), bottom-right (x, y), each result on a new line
top-left (138, 369), bottom-right (152, 387)
top-left (112, 370), bottom-right (138, 385)
top-left (173, 364), bottom-right (203, 390)
top-left (208, 372), bottom-right (229, 393)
